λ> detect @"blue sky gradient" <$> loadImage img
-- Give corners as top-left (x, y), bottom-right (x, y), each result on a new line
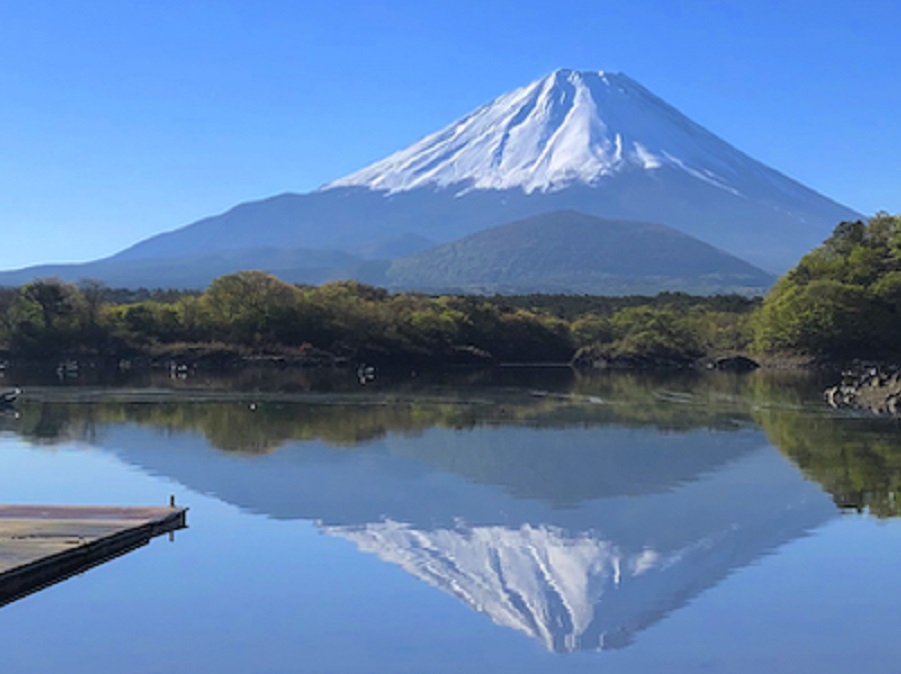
top-left (1, 0), bottom-right (898, 269)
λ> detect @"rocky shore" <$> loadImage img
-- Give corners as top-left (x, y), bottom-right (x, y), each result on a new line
top-left (824, 365), bottom-right (901, 416)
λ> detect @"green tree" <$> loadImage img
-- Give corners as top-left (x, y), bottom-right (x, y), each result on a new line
top-left (570, 314), bottom-right (614, 346)
top-left (755, 213), bottom-right (901, 359)
top-left (9, 278), bottom-right (85, 355)
top-left (0, 287), bottom-right (17, 347)
top-left (202, 271), bottom-right (300, 345)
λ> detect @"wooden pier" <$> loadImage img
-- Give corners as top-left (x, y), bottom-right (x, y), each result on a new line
top-left (0, 504), bottom-right (187, 608)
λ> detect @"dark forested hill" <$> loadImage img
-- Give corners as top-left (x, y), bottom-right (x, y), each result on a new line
top-left (387, 210), bottom-right (774, 295)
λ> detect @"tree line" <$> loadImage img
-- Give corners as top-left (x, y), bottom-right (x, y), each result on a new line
top-left (0, 273), bottom-right (757, 366)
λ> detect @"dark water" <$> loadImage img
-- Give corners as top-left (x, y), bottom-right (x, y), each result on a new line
top-left (1, 368), bottom-right (900, 673)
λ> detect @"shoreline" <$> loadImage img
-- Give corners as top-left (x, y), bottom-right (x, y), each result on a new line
top-left (0, 350), bottom-right (870, 374)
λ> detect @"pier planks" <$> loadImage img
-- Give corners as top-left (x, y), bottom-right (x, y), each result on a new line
top-left (0, 504), bottom-right (187, 607)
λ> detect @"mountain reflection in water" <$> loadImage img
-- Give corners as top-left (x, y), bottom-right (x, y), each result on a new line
top-left (2, 370), bottom-right (898, 652)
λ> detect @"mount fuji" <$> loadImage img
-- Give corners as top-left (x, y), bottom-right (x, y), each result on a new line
top-left (330, 68), bottom-right (798, 196)
top-left (0, 69), bottom-right (859, 289)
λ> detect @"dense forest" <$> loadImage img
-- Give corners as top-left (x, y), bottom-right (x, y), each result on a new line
top-left (0, 212), bottom-right (896, 368)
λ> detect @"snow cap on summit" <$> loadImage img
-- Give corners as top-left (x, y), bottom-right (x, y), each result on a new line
top-left (325, 69), bottom-right (753, 195)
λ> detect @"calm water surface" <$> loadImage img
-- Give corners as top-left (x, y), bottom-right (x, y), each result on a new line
top-left (1, 368), bottom-right (900, 673)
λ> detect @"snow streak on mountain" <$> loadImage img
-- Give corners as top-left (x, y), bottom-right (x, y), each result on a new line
top-left (328, 69), bottom-right (789, 198)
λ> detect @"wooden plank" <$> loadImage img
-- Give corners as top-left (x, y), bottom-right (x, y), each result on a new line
top-left (0, 504), bottom-right (187, 607)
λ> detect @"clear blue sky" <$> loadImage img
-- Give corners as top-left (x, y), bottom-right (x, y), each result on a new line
top-left (1, 0), bottom-right (898, 270)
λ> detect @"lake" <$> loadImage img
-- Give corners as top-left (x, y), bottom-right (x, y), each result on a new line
top-left (1, 367), bottom-right (900, 673)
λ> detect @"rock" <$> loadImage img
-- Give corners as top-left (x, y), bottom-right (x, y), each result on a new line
top-left (887, 394), bottom-right (900, 415)
top-left (825, 364), bottom-right (901, 416)
top-left (711, 356), bottom-right (759, 372)
top-left (571, 347), bottom-right (693, 370)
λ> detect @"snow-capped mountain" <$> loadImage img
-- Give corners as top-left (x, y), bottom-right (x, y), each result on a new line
top-left (328, 69), bottom-right (776, 197)
top-left (0, 68), bottom-right (861, 287)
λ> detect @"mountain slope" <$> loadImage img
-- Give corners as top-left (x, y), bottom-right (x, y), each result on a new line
top-left (387, 210), bottom-right (774, 294)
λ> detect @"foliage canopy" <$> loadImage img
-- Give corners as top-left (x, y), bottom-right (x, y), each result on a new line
top-left (755, 213), bottom-right (901, 359)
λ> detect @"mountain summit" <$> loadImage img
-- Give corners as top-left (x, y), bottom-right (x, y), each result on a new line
top-left (329, 69), bottom-right (754, 195)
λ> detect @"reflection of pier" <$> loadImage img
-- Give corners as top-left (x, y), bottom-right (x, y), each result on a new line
top-left (0, 505), bottom-right (187, 608)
